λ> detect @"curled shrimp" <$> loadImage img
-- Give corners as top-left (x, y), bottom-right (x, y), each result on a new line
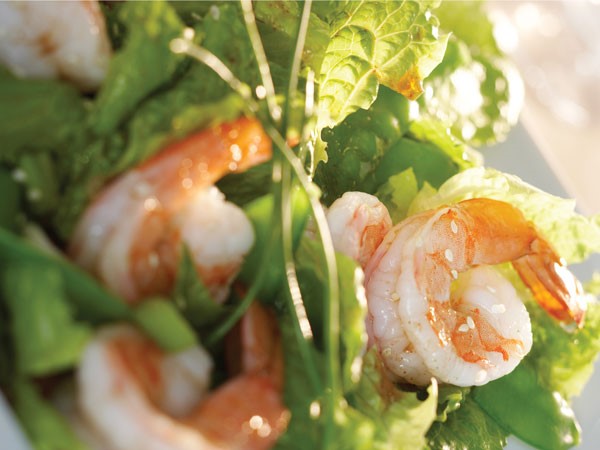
top-left (76, 303), bottom-right (288, 450)
top-left (365, 198), bottom-right (587, 386)
top-left (326, 191), bottom-right (392, 268)
top-left (69, 117), bottom-right (272, 303)
top-left (0, 0), bottom-right (111, 91)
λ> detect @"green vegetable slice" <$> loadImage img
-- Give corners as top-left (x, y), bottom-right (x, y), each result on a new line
top-left (2, 263), bottom-right (91, 376)
top-left (473, 363), bottom-right (580, 450)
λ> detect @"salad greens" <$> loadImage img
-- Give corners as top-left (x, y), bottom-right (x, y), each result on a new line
top-left (0, 1), bottom-right (599, 450)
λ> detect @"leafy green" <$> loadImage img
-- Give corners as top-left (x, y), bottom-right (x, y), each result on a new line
top-left (427, 395), bottom-right (508, 450)
top-left (90, 0), bottom-right (186, 135)
top-left (314, 87), bottom-right (410, 204)
top-left (523, 281), bottom-right (600, 398)
top-left (473, 363), bottom-right (580, 450)
top-left (0, 168), bottom-right (22, 232)
top-left (1, 263), bottom-right (91, 376)
top-left (133, 297), bottom-right (198, 352)
top-left (409, 167), bottom-right (600, 263)
top-left (420, 1), bottom-right (524, 146)
top-left (0, 228), bottom-right (129, 323)
top-left (317, 0), bottom-right (448, 132)
top-left (172, 247), bottom-right (227, 329)
top-left (13, 380), bottom-right (89, 450)
top-left (351, 351), bottom-right (439, 450)
top-left (0, 73), bottom-right (88, 161)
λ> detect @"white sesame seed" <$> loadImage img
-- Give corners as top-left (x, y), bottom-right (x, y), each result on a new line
top-left (444, 248), bottom-right (454, 262)
top-left (458, 324), bottom-right (470, 333)
top-left (491, 304), bottom-right (506, 314)
top-left (466, 316), bottom-right (475, 329)
top-left (450, 220), bottom-right (458, 234)
top-left (451, 269), bottom-right (458, 280)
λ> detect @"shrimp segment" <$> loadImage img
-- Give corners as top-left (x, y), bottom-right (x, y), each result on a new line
top-left (0, 0), bottom-right (111, 91)
top-left (365, 198), bottom-right (587, 386)
top-left (69, 117), bottom-right (272, 303)
top-left (326, 191), bottom-right (392, 268)
top-left (77, 304), bottom-right (287, 450)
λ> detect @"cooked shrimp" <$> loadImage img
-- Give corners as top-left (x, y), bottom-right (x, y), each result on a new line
top-left (326, 191), bottom-right (392, 268)
top-left (365, 198), bottom-right (587, 386)
top-left (0, 0), bottom-right (111, 91)
top-left (76, 303), bottom-right (288, 450)
top-left (69, 117), bottom-right (272, 304)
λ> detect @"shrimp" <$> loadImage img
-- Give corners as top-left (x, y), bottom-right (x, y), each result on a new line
top-left (68, 117), bottom-right (272, 304)
top-left (326, 191), bottom-right (392, 268)
top-left (0, 0), bottom-right (111, 91)
top-left (76, 303), bottom-right (288, 450)
top-left (365, 198), bottom-right (587, 387)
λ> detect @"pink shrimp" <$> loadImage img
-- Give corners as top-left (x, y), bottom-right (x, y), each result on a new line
top-left (0, 0), bottom-right (111, 91)
top-left (365, 198), bottom-right (588, 386)
top-left (69, 117), bottom-right (272, 304)
top-left (326, 191), bottom-right (392, 268)
top-left (76, 302), bottom-right (288, 450)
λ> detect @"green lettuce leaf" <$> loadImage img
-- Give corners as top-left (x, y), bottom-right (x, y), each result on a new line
top-left (90, 0), bottom-right (186, 135)
top-left (1, 263), bottom-right (91, 376)
top-left (375, 168), bottom-right (420, 223)
top-left (0, 73), bottom-right (88, 161)
top-left (427, 395), bottom-right (508, 450)
top-left (13, 380), bottom-right (89, 450)
top-left (350, 350), bottom-right (438, 450)
top-left (172, 246), bottom-right (227, 329)
top-left (409, 167), bottom-right (600, 263)
top-left (317, 0), bottom-right (448, 132)
top-left (420, 1), bottom-right (524, 146)
top-left (472, 363), bottom-right (580, 450)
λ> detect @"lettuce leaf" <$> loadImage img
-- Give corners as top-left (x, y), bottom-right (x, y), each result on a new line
top-left (13, 380), bottom-right (89, 450)
top-left (1, 263), bottom-right (91, 376)
top-left (317, 0), bottom-right (448, 132)
top-left (90, 0), bottom-right (186, 135)
top-left (420, 1), bottom-right (524, 146)
top-left (427, 395), bottom-right (508, 450)
top-left (409, 167), bottom-right (600, 264)
top-left (350, 351), bottom-right (438, 450)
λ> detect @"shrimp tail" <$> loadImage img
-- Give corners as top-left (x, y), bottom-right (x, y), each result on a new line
top-left (513, 238), bottom-right (587, 327)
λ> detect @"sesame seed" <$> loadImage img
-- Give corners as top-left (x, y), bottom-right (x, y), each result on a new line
top-left (458, 324), bottom-right (470, 333)
top-left (466, 316), bottom-right (475, 329)
top-left (382, 347), bottom-right (392, 357)
top-left (450, 220), bottom-right (458, 234)
top-left (491, 304), bottom-right (506, 314)
top-left (451, 269), bottom-right (458, 280)
top-left (444, 249), bottom-right (454, 262)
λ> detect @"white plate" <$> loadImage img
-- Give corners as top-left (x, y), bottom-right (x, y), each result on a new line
top-left (0, 124), bottom-right (598, 450)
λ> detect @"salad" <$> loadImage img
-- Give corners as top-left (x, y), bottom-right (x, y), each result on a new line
top-left (1, 1), bottom-right (600, 449)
